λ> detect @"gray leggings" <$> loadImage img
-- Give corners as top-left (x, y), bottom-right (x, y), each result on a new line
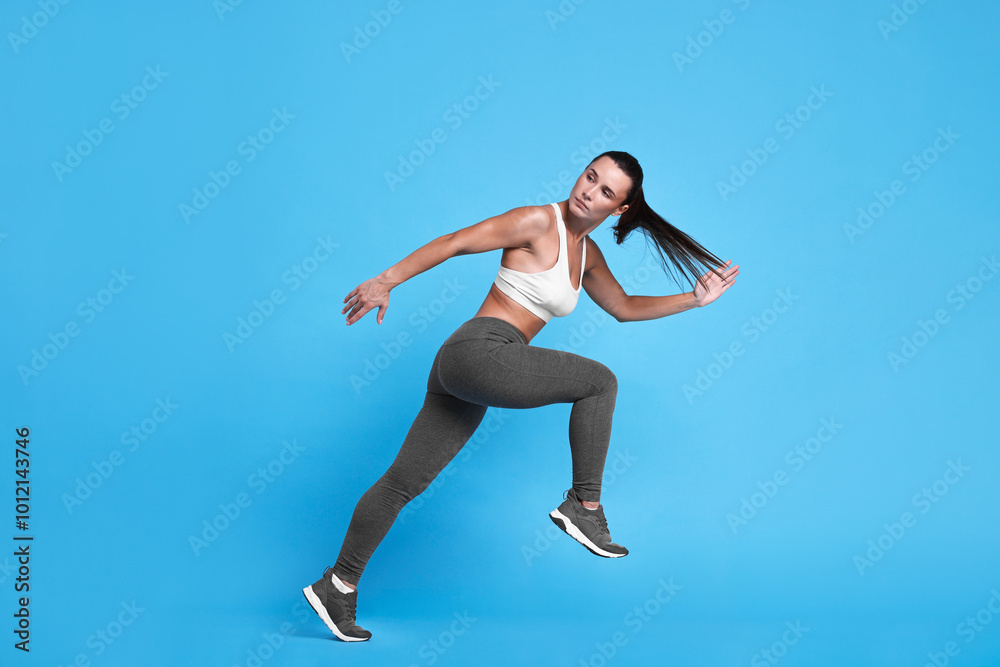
top-left (332, 315), bottom-right (618, 585)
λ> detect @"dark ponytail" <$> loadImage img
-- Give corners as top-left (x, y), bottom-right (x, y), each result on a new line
top-left (599, 151), bottom-right (725, 289)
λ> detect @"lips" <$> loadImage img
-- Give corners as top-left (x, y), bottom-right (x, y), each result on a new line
top-left (575, 197), bottom-right (588, 211)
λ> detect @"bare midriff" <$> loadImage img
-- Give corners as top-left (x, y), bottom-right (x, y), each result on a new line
top-left (472, 284), bottom-right (546, 345)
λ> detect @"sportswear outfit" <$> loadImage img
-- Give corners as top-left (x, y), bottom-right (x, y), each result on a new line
top-left (304, 203), bottom-right (627, 640)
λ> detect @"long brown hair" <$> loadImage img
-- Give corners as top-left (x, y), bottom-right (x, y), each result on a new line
top-left (597, 150), bottom-right (725, 289)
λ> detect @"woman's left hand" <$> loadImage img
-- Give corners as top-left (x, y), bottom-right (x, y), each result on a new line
top-left (693, 260), bottom-right (739, 307)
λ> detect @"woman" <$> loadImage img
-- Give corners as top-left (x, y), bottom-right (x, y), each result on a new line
top-left (303, 150), bottom-right (738, 641)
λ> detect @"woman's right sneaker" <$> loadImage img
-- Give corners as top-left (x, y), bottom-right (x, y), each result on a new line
top-left (549, 487), bottom-right (629, 558)
top-left (302, 567), bottom-right (372, 642)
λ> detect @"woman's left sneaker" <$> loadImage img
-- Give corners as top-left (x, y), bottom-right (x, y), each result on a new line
top-left (549, 487), bottom-right (628, 558)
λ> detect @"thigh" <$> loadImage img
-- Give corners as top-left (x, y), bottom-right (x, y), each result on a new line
top-left (384, 390), bottom-right (488, 491)
top-left (437, 337), bottom-right (615, 409)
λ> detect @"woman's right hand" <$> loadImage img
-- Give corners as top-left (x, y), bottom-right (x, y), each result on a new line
top-left (343, 276), bottom-right (391, 325)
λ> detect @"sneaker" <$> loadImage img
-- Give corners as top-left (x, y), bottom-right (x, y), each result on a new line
top-left (549, 488), bottom-right (628, 558)
top-left (302, 567), bottom-right (372, 642)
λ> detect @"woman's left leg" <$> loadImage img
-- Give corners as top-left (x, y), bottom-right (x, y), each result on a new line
top-left (433, 317), bottom-right (626, 557)
top-left (433, 317), bottom-right (619, 503)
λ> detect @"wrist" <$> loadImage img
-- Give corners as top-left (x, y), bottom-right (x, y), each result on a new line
top-left (378, 267), bottom-right (400, 289)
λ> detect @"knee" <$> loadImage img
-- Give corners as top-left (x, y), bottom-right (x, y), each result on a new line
top-left (380, 466), bottom-right (431, 505)
top-left (595, 364), bottom-right (618, 396)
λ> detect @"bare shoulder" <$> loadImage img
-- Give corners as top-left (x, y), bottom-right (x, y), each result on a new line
top-left (450, 204), bottom-right (552, 256)
top-left (495, 204), bottom-right (554, 249)
top-left (509, 204), bottom-right (554, 235)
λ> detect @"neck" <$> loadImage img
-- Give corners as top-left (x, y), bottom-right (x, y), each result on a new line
top-left (560, 200), bottom-right (602, 241)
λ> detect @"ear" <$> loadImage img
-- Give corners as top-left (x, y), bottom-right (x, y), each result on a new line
top-left (613, 203), bottom-right (629, 217)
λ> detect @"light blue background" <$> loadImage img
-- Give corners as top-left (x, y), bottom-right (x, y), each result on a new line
top-left (2, 1), bottom-right (999, 665)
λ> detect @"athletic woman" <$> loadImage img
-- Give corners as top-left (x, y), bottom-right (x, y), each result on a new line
top-left (302, 150), bottom-right (739, 641)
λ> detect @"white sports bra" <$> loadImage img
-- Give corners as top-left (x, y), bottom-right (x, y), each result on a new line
top-left (493, 202), bottom-right (586, 323)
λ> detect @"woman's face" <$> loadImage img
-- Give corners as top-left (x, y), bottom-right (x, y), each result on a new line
top-left (568, 156), bottom-right (633, 221)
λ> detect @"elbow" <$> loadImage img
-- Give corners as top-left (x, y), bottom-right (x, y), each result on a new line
top-left (612, 296), bottom-right (630, 323)
top-left (442, 232), bottom-right (464, 257)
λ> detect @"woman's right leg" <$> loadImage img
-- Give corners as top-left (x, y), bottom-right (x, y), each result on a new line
top-left (331, 343), bottom-right (488, 588)
top-left (303, 337), bottom-right (486, 641)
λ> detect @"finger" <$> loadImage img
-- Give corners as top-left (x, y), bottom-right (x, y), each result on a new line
top-left (346, 302), bottom-right (365, 325)
top-left (342, 294), bottom-right (357, 313)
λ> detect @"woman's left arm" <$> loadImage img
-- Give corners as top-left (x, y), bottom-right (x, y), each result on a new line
top-left (582, 239), bottom-right (738, 322)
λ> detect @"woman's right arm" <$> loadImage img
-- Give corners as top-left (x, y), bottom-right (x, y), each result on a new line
top-left (342, 206), bottom-right (545, 325)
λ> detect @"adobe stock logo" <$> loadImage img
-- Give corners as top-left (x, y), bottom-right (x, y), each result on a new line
top-left (7, 0), bottom-right (73, 54)
top-left (178, 107), bottom-right (295, 223)
top-left (921, 588), bottom-right (1000, 667)
top-left (843, 127), bottom-right (959, 244)
top-left (726, 417), bottom-right (844, 535)
top-left (671, 0), bottom-right (754, 73)
top-left (545, 0), bottom-right (588, 30)
top-left (213, 0), bottom-right (247, 21)
top-left (17, 268), bottom-right (134, 385)
top-left (682, 288), bottom-right (799, 403)
top-left (853, 459), bottom-right (970, 576)
top-left (886, 255), bottom-right (996, 372)
top-left (523, 117), bottom-right (628, 207)
top-left (750, 621), bottom-right (809, 667)
top-left (877, 0), bottom-right (932, 39)
top-left (340, 0), bottom-right (410, 63)
top-left (384, 76), bottom-right (501, 192)
top-left (407, 611), bottom-right (477, 667)
top-left (349, 278), bottom-right (467, 394)
top-left (57, 599), bottom-right (145, 665)
top-left (62, 398), bottom-right (179, 514)
top-left (222, 236), bottom-right (338, 353)
top-left (578, 578), bottom-right (681, 666)
top-left (188, 439), bottom-right (307, 556)
top-left (716, 85), bottom-right (833, 201)
top-left (51, 66), bottom-right (169, 182)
